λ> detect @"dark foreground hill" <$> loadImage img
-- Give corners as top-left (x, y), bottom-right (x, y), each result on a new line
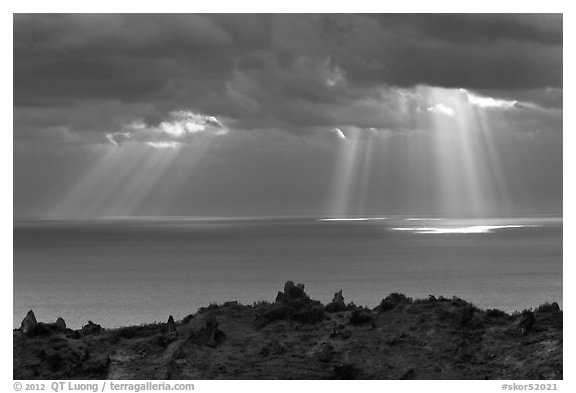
top-left (13, 282), bottom-right (562, 380)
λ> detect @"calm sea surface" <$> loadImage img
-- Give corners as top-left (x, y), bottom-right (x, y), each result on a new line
top-left (13, 216), bottom-right (562, 328)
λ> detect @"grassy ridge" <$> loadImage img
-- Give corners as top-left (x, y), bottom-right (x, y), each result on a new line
top-left (13, 282), bottom-right (562, 380)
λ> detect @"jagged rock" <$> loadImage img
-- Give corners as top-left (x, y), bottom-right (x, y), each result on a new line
top-left (81, 321), bottom-right (103, 336)
top-left (275, 291), bottom-right (285, 303)
top-left (519, 310), bottom-right (536, 334)
top-left (167, 315), bottom-right (178, 341)
top-left (55, 317), bottom-right (66, 331)
top-left (276, 281), bottom-right (309, 303)
top-left (287, 281), bottom-right (307, 300)
top-left (20, 310), bottom-right (38, 334)
top-left (333, 290), bottom-right (345, 306)
top-left (326, 290), bottom-right (347, 312)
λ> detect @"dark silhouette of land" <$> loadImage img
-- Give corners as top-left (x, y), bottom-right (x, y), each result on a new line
top-left (13, 282), bottom-right (562, 380)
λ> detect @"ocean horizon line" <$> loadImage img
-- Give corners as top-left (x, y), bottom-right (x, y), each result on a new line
top-left (13, 213), bottom-right (565, 223)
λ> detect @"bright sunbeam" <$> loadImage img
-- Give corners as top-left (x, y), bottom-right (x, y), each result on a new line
top-left (44, 88), bottom-right (518, 220)
top-left (419, 86), bottom-right (511, 217)
top-left (324, 86), bottom-right (515, 219)
top-left (102, 146), bottom-right (180, 217)
top-left (46, 145), bottom-right (149, 218)
top-left (45, 140), bottom-right (214, 219)
top-left (326, 127), bottom-right (366, 218)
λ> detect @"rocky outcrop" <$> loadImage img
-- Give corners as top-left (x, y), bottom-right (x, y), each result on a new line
top-left (55, 317), bottom-right (66, 331)
top-left (13, 284), bottom-right (563, 380)
top-left (332, 290), bottom-right (345, 307)
top-left (274, 291), bottom-right (284, 303)
top-left (20, 310), bottom-right (38, 334)
top-left (166, 315), bottom-right (178, 341)
top-left (275, 281), bottom-right (309, 303)
top-left (260, 281), bottom-right (325, 326)
top-left (81, 321), bottom-right (103, 336)
top-left (325, 290), bottom-right (347, 312)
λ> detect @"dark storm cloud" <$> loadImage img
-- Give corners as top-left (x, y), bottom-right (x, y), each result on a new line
top-left (13, 14), bottom-right (261, 105)
top-left (335, 13), bottom-right (562, 90)
top-left (13, 14), bottom-right (562, 141)
top-left (371, 14), bottom-right (562, 45)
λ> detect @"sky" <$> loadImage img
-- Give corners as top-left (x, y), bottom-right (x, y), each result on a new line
top-left (13, 14), bottom-right (563, 219)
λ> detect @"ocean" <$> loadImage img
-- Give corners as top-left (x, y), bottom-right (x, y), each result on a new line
top-left (13, 216), bottom-right (562, 329)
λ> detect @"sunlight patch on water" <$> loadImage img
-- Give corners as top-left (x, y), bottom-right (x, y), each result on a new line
top-left (404, 218), bottom-right (445, 221)
top-left (391, 225), bottom-right (539, 234)
top-left (320, 217), bottom-right (388, 222)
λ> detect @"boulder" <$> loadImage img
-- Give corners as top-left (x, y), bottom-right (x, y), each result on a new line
top-left (55, 317), bottom-right (67, 331)
top-left (20, 310), bottom-right (38, 334)
top-left (81, 321), bottom-right (103, 336)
